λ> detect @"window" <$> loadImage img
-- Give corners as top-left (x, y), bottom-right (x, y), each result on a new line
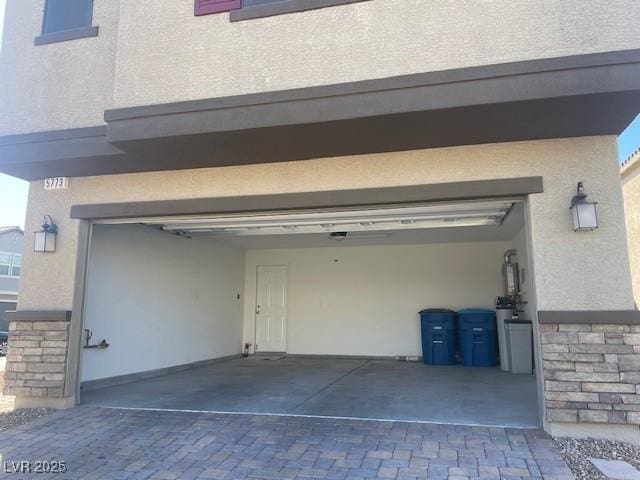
top-left (0, 253), bottom-right (21, 278)
top-left (35, 0), bottom-right (99, 46)
top-left (0, 254), bottom-right (9, 277)
top-left (11, 254), bottom-right (21, 277)
top-left (42, 0), bottom-right (93, 34)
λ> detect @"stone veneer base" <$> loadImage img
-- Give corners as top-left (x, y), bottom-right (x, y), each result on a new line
top-left (547, 421), bottom-right (640, 445)
top-left (13, 395), bottom-right (76, 409)
top-left (3, 315), bottom-right (72, 401)
top-left (542, 323), bottom-right (640, 427)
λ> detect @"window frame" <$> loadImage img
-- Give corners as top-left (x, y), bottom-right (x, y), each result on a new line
top-left (241, 0), bottom-right (288, 7)
top-left (10, 254), bottom-right (21, 278)
top-left (0, 253), bottom-right (10, 277)
top-left (229, 0), bottom-right (371, 22)
top-left (35, 0), bottom-right (99, 46)
top-left (0, 252), bottom-right (21, 279)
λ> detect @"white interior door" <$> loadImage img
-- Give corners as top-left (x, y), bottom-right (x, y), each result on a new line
top-left (255, 265), bottom-right (287, 352)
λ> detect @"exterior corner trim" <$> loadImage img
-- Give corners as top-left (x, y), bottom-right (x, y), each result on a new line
top-left (537, 310), bottom-right (640, 324)
top-left (6, 310), bottom-right (72, 322)
top-left (70, 176), bottom-right (543, 220)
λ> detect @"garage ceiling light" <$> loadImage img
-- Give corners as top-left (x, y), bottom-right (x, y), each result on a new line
top-left (145, 200), bottom-right (515, 236)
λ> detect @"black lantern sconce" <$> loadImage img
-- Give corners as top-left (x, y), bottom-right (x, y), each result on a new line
top-left (34, 215), bottom-right (58, 252)
top-left (570, 182), bottom-right (598, 232)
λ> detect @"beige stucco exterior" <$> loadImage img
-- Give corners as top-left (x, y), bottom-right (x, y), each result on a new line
top-left (622, 151), bottom-right (640, 308)
top-left (110, 0), bottom-right (640, 108)
top-left (1, 0), bottom-right (640, 135)
top-left (0, 0), bottom-right (120, 135)
top-left (2, 0), bottom-right (639, 441)
top-left (19, 136), bottom-right (634, 314)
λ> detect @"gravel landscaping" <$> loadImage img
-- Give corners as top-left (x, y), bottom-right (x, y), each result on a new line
top-left (0, 408), bottom-right (54, 433)
top-left (553, 437), bottom-right (640, 480)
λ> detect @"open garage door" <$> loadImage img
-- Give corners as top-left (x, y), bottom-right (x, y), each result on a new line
top-left (80, 197), bottom-right (539, 428)
top-left (136, 199), bottom-right (516, 235)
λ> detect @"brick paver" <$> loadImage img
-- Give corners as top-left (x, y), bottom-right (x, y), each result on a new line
top-left (0, 407), bottom-right (573, 479)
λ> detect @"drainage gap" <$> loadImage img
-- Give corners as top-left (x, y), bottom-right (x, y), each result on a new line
top-left (290, 359), bottom-right (371, 411)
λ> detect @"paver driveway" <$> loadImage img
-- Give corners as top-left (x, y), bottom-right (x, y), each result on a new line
top-left (0, 406), bottom-right (573, 480)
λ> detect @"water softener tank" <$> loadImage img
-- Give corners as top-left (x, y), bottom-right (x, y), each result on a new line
top-left (502, 249), bottom-right (520, 297)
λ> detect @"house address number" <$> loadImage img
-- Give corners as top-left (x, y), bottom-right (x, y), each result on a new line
top-left (44, 177), bottom-right (69, 190)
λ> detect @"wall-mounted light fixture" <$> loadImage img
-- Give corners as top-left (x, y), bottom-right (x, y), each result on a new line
top-left (34, 215), bottom-right (58, 252)
top-left (570, 182), bottom-right (598, 232)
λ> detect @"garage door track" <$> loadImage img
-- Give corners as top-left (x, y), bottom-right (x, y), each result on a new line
top-left (0, 406), bottom-right (572, 479)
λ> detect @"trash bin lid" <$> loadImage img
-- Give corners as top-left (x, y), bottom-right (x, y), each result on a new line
top-left (457, 308), bottom-right (495, 315)
top-left (419, 308), bottom-right (455, 314)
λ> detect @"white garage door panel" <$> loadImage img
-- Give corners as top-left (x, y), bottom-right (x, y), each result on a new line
top-left (138, 200), bottom-right (516, 236)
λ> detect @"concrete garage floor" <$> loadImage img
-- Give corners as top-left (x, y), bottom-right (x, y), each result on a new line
top-left (82, 357), bottom-right (539, 428)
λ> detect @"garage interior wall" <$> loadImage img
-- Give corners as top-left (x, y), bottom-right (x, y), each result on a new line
top-left (243, 241), bottom-right (514, 357)
top-left (81, 223), bottom-right (530, 381)
top-left (81, 225), bottom-right (245, 382)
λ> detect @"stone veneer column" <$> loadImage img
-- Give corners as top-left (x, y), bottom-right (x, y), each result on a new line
top-left (2, 311), bottom-right (74, 407)
top-left (542, 323), bottom-right (640, 425)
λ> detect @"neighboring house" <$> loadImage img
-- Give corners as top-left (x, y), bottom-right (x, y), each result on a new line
top-left (0, 226), bottom-right (22, 332)
top-left (622, 149), bottom-right (640, 308)
top-left (0, 0), bottom-right (640, 443)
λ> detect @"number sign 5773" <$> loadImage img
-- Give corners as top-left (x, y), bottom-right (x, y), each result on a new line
top-left (44, 177), bottom-right (69, 190)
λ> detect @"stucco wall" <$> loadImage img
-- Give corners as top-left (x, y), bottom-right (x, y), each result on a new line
top-left (1, 0), bottom-right (640, 135)
top-left (0, 231), bottom-right (23, 254)
top-left (81, 224), bottom-right (245, 382)
top-left (0, 276), bottom-right (18, 295)
top-left (0, 0), bottom-right (120, 135)
top-left (623, 164), bottom-right (640, 307)
top-left (17, 136), bottom-right (634, 313)
top-left (242, 242), bottom-right (510, 357)
top-left (111, 0), bottom-right (640, 109)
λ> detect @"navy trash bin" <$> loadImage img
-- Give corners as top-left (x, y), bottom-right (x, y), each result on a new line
top-left (458, 308), bottom-right (498, 367)
top-left (419, 309), bottom-right (457, 365)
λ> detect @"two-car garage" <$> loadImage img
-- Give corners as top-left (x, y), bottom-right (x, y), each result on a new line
top-left (78, 196), bottom-right (540, 428)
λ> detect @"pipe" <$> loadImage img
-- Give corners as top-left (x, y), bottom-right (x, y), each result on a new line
top-left (504, 249), bottom-right (517, 264)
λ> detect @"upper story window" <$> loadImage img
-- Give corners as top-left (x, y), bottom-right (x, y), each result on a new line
top-left (0, 253), bottom-right (21, 278)
top-left (42, 0), bottom-right (94, 34)
top-left (35, 0), bottom-right (100, 46)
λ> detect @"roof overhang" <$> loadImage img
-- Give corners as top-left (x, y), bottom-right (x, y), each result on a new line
top-left (1, 49), bottom-right (640, 180)
top-left (0, 226), bottom-right (23, 235)
top-left (0, 127), bottom-right (136, 179)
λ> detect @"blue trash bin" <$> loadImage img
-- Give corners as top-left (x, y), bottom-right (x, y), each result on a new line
top-left (419, 309), bottom-right (457, 365)
top-left (458, 308), bottom-right (498, 367)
